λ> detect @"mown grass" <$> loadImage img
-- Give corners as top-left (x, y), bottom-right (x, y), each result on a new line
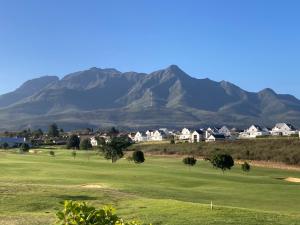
top-left (0, 148), bottom-right (300, 224)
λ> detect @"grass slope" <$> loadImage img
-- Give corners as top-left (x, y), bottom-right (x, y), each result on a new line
top-left (0, 148), bottom-right (300, 224)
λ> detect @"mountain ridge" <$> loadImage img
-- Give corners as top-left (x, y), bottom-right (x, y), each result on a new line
top-left (0, 65), bottom-right (299, 130)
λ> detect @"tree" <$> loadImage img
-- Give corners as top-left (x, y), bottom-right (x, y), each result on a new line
top-left (20, 143), bottom-right (30, 152)
top-left (49, 150), bottom-right (55, 157)
top-left (132, 150), bottom-right (145, 164)
top-left (67, 135), bottom-right (80, 149)
top-left (211, 153), bottom-right (234, 173)
top-left (102, 137), bottom-right (132, 163)
top-left (48, 123), bottom-right (59, 137)
top-left (241, 162), bottom-right (251, 172)
top-left (71, 151), bottom-right (77, 159)
top-left (80, 138), bottom-right (92, 150)
top-left (183, 157), bottom-right (197, 168)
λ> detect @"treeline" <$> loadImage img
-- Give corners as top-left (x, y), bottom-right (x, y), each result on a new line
top-left (129, 139), bottom-right (300, 166)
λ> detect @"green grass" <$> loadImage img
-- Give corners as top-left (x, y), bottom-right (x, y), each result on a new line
top-left (0, 148), bottom-right (300, 224)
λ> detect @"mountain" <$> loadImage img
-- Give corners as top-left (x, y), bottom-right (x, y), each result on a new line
top-left (0, 65), bottom-right (299, 130)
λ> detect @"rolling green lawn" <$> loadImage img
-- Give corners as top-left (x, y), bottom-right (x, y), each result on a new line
top-left (0, 148), bottom-right (300, 225)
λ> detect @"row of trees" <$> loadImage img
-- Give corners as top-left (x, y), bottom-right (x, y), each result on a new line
top-left (183, 154), bottom-right (251, 173)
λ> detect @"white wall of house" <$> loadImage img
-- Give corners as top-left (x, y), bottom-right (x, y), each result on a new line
top-left (179, 128), bottom-right (191, 140)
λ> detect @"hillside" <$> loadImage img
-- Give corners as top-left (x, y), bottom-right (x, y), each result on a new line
top-left (0, 65), bottom-right (300, 130)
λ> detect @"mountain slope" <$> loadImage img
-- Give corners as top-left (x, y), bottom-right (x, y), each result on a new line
top-left (0, 65), bottom-right (299, 130)
top-left (0, 76), bottom-right (59, 108)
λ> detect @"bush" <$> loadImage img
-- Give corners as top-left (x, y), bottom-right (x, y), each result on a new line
top-left (49, 150), bottom-right (55, 157)
top-left (132, 150), bottom-right (145, 164)
top-left (55, 200), bottom-right (144, 225)
top-left (80, 138), bottom-right (93, 150)
top-left (183, 157), bottom-right (197, 167)
top-left (20, 143), bottom-right (30, 152)
top-left (241, 161), bottom-right (250, 172)
top-left (211, 153), bottom-right (234, 172)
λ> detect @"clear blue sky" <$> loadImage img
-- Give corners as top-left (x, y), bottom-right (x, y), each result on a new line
top-left (0, 0), bottom-right (300, 97)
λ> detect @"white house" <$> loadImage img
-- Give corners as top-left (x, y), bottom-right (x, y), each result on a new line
top-left (145, 129), bottom-right (166, 141)
top-left (206, 134), bottom-right (226, 142)
top-left (218, 126), bottom-right (231, 137)
top-left (190, 130), bottom-right (204, 143)
top-left (90, 137), bottom-right (98, 147)
top-left (134, 132), bottom-right (147, 142)
top-left (179, 128), bottom-right (191, 141)
top-left (239, 125), bottom-right (270, 138)
top-left (205, 127), bottom-right (220, 139)
top-left (271, 123), bottom-right (298, 136)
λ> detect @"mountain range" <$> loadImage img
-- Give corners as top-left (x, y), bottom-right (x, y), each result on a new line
top-left (0, 65), bottom-right (299, 131)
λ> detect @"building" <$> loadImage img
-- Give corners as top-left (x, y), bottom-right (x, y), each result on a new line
top-left (0, 137), bottom-right (27, 147)
top-left (218, 126), bottom-right (231, 137)
top-left (190, 130), bottom-right (204, 143)
top-left (179, 128), bottom-right (191, 142)
top-left (271, 123), bottom-right (298, 136)
top-left (206, 134), bottom-right (226, 142)
top-left (239, 125), bottom-right (270, 138)
top-left (134, 132), bottom-right (147, 142)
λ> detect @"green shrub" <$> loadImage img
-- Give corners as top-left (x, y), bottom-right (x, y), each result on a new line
top-left (182, 157), bottom-right (197, 167)
top-left (55, 200), bottom-right (144, 225)
top-left (132, 150), bottom-right (145, 164)
top-left (241, 162), bottom-right (250, 172)
top-left (211, 153), bottom-right (234, 172)
top-left (49, 150), bottom-right (55, 157)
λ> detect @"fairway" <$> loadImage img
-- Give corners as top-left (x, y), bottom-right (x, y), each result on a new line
top-left (0, 149), bottom-right (300, 225)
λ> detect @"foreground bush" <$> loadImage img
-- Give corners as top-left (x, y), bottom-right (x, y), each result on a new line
top-left (55, 200), bottom-right (146, 225)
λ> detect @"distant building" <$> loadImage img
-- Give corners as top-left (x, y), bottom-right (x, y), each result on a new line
top-left (0, 137), bottom-right (27, 147)
top-left (218, 126), bottom-right (231, 137)
top-left (179, 128), bottom-right (191, 142)
top-left (133, 132), bottom-right (147, 142)
top-left (206, 134), bottom-right (226, 142)
top-left (190, 130), bottom-right (204, 143)
top-left (271, 123), bottom-right (298, 136)
top-left (239, 125), bottom-right (270, 138)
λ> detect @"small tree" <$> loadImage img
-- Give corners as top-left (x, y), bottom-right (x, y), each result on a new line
top-left (49, 150), bottom-right (55, 157)
top-left (241, 161), bottom-right (251, 172)
top-left (48, 123), bottom-right (59, 137)
top-left (102, 137), bottom-right (132, 163)
top-left (67, 135), bottom-right (80, 149)
top-left (80, 138), bottom-right (92, 150)
top-left (211, 153), bottom-right (234, 173)
top-left (183, 157), bottom-right (197, 168)
top-left (20, 143), bottom-right (30, 152)
top-left (71, 151), bottom-right (77, 159)
top-left (132, 150), bottom-right (145, 164)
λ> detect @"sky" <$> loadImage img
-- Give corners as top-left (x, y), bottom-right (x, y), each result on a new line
top-left (0, 0), bottom-right (300, 97)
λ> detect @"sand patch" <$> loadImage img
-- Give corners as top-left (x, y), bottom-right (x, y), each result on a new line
top-left (284, 177), bottom-right (300, 183)
top-left (81, 184), bottom-right (108, 189)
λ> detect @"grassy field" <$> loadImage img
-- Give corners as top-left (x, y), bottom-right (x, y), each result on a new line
top-left (0, 148), bottom-right (300, 224)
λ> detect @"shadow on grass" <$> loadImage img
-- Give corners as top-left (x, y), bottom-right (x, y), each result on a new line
top-left (54, 195), bottom-right (98, 201)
